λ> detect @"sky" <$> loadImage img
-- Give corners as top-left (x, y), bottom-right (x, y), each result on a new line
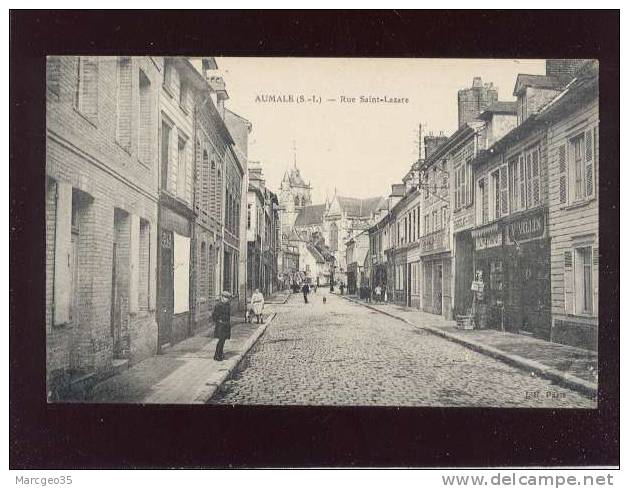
top-left (216, 58), bottom-right (546, 203)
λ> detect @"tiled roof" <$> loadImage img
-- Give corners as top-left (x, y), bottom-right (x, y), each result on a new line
top-left (513, 74), bottom-right (564, 96)
top-left (295, 204), bottom-right (326, 226)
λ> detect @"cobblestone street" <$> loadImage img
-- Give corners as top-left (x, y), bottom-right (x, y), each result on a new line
top-left (210, 291), bottom-right (595, 407)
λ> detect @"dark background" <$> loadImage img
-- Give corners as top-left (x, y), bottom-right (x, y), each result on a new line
top-left (10, 10), bottom-right (620, 468)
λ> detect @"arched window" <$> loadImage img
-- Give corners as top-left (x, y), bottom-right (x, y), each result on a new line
top-left (330, 222), bottom-right (338, 251)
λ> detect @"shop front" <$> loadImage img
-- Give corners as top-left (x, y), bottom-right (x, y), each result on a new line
top-left (470, 208), bottom-right (551, 339)
top-left (419, 228), bottom-right (452, 319)
top-left (157, 197), bottom-right (194, 349)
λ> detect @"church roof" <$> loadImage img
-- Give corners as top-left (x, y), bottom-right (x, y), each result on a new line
top-left (337, 196), bottom-right (385, 218)
top-left (284, 166), bottom-right (310, 188)
top-left (295, 204), bottom-right (326, 226)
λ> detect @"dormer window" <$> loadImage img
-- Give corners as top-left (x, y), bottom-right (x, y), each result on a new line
top-left (518, 94), bottom-right (527, 125)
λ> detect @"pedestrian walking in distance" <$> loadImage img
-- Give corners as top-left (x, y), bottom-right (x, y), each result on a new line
top-left (250, 288), bottom-right (265, 324)
top-left (339, 282), bottom-right (345, 295)
top-left (302, 282), bottom-right (310, 303)
top-left (211, 291), bottom-right (232, 361)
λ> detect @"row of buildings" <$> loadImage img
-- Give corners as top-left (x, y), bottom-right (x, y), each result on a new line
top-left (45, 56), bottom-right (281, 399)
top-left (358, 59), bottom-right (599, 350)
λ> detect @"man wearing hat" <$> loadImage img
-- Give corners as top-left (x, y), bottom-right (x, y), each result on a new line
top-left (211, 291), bottom-right (232, 361)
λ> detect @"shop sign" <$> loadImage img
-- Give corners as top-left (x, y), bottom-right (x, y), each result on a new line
top-left (475, 232), bottom-right (502, 250)
top-left (507, 209), bottom-right (545, 242)
top-left (420, 229), bottom-right (447, 254)
top-left (472, 223), bottom-right (502, 250)
top-left (453, 213), bottom-right (472, 232)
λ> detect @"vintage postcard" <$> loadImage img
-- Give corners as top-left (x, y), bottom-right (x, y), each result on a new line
top-left (44, 56), bottom-right (599, 409)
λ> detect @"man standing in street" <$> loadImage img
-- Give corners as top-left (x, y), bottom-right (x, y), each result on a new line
top-left (211, 291), bottom-right (232, 361)
top-left (302, 282), bottom-right (310, 303)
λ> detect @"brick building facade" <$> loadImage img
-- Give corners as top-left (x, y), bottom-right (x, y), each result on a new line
top-left (46, 56), bottom-right (247, 399)
top-left (46, 56), bottom-right (161, 399)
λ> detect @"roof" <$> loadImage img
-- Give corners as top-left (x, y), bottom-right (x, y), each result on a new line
top-left (421, 122), bottom-right (479, 170)
top-left (284, 167), bottom-right (310, 188)
top-left (478, 101), bottom-right (518, 119)
top-left (337, 196), bottom-right (384, 218)
top-left (537, 62), bottom-right (598, 123)
top-left (295, 204), bottom-right (326, 226)
top-left (306, 242), bottom-right (325, 263)
top-left (513, 74), bottom-right (564, 96)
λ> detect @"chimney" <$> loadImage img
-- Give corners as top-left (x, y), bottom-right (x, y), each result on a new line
top-left (424, 134), bottom-right (449, 159)
top-left (389, 183), bottom-right (406, 209)
top-left (207, 75), bottom-right (229, 119)
top-left (457, 76), bottom-right (498, 128)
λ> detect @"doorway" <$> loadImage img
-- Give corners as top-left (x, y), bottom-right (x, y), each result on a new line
top-left (158, 229), bottom-right (174, 347)
top-left (434, 262), bottom-right (443, 315)
top-left (406, 263), bottom-right (412, 307)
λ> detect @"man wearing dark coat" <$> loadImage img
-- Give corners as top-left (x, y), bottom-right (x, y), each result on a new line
top-left (211, 291), bottom-right (232, 361)
top-left (302, 282), bottom-right (310, 303)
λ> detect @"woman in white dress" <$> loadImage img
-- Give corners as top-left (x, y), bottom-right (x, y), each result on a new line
top-left (250, 289), bottom-right (265, 324)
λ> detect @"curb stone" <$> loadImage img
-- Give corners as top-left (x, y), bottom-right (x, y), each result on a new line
top-left (340, 295), bottom-right (597, 398)
top-left (194, 312), bottom-right (278, 403)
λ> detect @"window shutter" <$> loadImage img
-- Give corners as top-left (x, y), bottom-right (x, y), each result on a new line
top-left (592, 246), bottom-right (598, 316)
top-left (519, 155), bottom-right (526, 209)
top-left (532, 149), bottom-right (540, 205)
top-left (466, 162), bottom-right (473, 206)
top-left (46, 56), bottom-right (61, 97)
top-left (80, 56), bottom-right (99, 118)
top-left (558, 144), bottom-right (567, 205)
top-left (564, 250), bottom-right (574, 315)
top-left (585, 128), bottom-right (594, 198)
top-left (500, 165), bottom-right (509, 216)
top-left (194, 140), bottom-right (201, 213)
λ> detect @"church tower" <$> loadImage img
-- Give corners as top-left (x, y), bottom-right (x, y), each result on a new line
top-left (278, 157), bottom-right (312, 235)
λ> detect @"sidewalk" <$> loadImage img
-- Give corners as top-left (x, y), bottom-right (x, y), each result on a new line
top-left (264, 289), bottom-right (292, 304)
top-left (88, 312), bottom-right (276, 404)
top-left (340, 293), bottom-right (598, 396)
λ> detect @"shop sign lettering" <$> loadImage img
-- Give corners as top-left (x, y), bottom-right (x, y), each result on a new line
top-left (475, 232), bottom-right (502, 250)
top-left (507, 211), bottom-right (545, 242)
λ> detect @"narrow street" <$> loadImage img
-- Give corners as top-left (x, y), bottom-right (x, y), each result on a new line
top-left (210, 291), bottom-right (595, 407)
